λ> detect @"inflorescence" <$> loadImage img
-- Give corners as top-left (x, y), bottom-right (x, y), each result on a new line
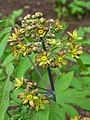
top-left (9, 12), bottom-right (83, 111)
top-left (9, 12), bottom-right (83, 68)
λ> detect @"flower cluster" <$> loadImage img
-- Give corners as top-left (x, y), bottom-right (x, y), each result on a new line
top-left (9, 12), bottom-right (83, 68)
top-left (67, 30), bottom-right (83, 58)
top-left (15, 77), bottom-right (49, 111)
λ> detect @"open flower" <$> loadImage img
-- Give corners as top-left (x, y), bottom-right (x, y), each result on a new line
top-left (35, 94), bottom-right (49, 111)
top-left (36, 26), bottom-right (47, 38)
top-left (15, 77), bottom-right (24, 89)
top-left (69, 44), bottom-right (83, 58)
top-left (36, 51), bottom-right (52, 68)
top-left (54, 51), bottom-right (67, 67)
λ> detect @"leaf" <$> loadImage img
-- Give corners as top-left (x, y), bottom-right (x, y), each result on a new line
top-left (0, 27), bottom-right (11, 38)
top-left (0, 77), bottom-right (13, 120)
top-left (70, 78), bottom-right (83, 90)
top-left (2, 54), bottom-right (15, 66)
top-left (80, 53), bottom-right (90, 65)
top-left (79, 77), bottom-right (90, 86)
top-left (31, 105), bottom-right (49, 120)
top-left (55, 71), bottom-right (74, 91)
top-left (11, 88), bottom-right (23, 104)
top-left (15, 57), bottom-right (32, 78)
top-left (8, 9), bottom-right (23, 25)
top-left (62, 104), bottom-right (79, 117)
top-left (75, 58), bottom-right (87, 71)
top-left (49, 102), bottom-right (66, 120)
top-left (6, 63), bottom-right (14, 76)
top-left (56, 88), bottom-right (90, 110)
top-left (79, 39), bottom-right (90, 46)
top-left (0, 34), bottom-right (10, 58)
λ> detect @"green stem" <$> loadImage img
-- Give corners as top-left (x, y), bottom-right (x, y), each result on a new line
top-left (28, 56), bottom-right (47, 85)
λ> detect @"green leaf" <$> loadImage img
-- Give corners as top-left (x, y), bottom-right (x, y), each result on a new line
top-left (6, 63), bottom-right (14, 76)
top-left (0, 27), bottom-right (11, 38)
top-left (0, 34), bottom-right (10, 58)
top-left (11, 88), bottom-right (23, 104)
top-left (0, 77), bottom-right (13, 120)
top-left (15, 57), bottom-right (32, 78)
top-left (49, 102), bottom-right (66, 120)
top-left (80, 53), bottom-right (90, 65)
top-left (55, 71), bottom-right (74, 91)
top-left (75, 58), bottom-right (87, 71)
top-left (62, 104), bottom-right (79, 117)
top-left (56, 88), bottom-right (90, 110)
top-left (79, 39), bottom-right (90, 46)
top-left (31, 105), bottom-right (49, 120)
top-left (70, 78), bottom-right (83, 90)
top-left (2, 54), bottom-right (15, 66)
top-left (8, 9), bottom-right (23, 25)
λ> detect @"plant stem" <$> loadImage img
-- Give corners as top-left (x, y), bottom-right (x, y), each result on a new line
top-left (28, 56), bottom-right (48, 86)
top-left (37, 86), bottom-right (50, 91)
top-left (40, 37), bottom-right (56, 101)
top-left (47, 67), bottom-right (56, 101)
top-left (6, 111), bottom-right (11, 117)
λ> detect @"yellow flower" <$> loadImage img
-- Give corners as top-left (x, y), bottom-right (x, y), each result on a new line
top-left (54, 51), bottom-right (67, 67)
top-left (70, 44), bottom-right (83, 58)
top-left (15, 77), bottom-right (24, 89)
top-left (47, 38), bottom-right (61, 46)
top-left (54, 19), bottom-right (63, 31)
top-left (9, 28), bottom-right (21, 42)
top-left (35, 94), bottom-right (49, 111)
top-left (36, 26), bottom-right (47, 38)
top-left (70, 116), bottom-right (80, 120)
top-left (67, 30), bottom-right (83, 40)
top-left (35, 51), bottom-right (51, 68)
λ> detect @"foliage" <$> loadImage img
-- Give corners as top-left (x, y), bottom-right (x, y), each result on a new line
top-left (0, 11), bottom-right (90, 120)
top-left (55, 0), bottom-right (90, 19)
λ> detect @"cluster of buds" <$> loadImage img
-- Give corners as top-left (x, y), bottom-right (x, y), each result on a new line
top-left (9, 12), bottom-right (83, 67)
top-left (14, 77), bottom-right (49, 111)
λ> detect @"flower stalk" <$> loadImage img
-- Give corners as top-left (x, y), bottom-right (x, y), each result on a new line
top-left (40, 37), bottom-right (56, 101)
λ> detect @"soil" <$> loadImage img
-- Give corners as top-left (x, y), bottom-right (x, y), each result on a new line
top-left (0, 0), bottom-right (90, 119)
